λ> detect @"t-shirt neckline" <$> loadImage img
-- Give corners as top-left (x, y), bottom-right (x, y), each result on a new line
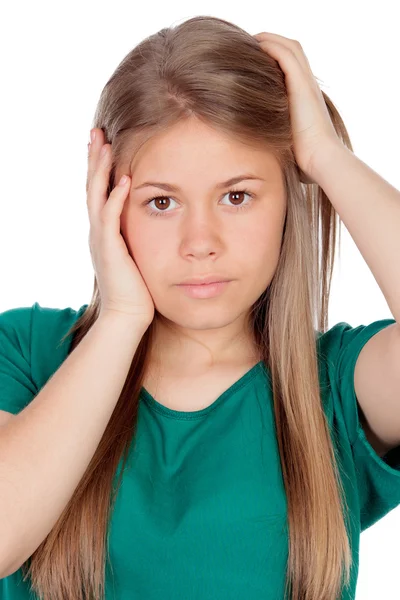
top-left (140, 360), bottom-right (267, 420)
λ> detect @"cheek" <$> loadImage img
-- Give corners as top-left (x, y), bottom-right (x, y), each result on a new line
top-left (237, 214), bottom-right (284, 292)
top-left (238, 215), bottom-right (283, 262)
top-left (121, 215), bottom-right (170, 283)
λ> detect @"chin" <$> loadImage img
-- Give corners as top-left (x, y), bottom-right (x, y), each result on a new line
top-left (161, 305), bottom-right (243, 328)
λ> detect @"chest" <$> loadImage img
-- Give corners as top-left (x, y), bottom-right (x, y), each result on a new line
top-left (108, 391), bottom-right (290, 599)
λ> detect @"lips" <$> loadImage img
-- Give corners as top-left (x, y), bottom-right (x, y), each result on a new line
top-left (177, 280), bottom-right (231, 298)
top-left (177, 276), bottom-right (231, 286)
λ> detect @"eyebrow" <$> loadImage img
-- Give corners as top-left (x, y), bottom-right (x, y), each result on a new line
top-left (133, 174), bottom-right (266, 192)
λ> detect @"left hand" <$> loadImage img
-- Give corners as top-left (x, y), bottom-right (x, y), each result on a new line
top-left (253, 32), bottom-right (342, 184)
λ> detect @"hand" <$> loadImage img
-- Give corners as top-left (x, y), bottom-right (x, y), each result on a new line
top-left (86, 128), bottom-right (155, 325)
top-left (253, 32), bottom-right (342, 184)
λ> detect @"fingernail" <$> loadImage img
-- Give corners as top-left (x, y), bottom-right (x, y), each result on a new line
top-left (90, 129), bottom-right (96, 143)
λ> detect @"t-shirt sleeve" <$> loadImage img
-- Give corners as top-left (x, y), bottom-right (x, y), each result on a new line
top-left (0, 302), bottom-right (88, 417)
top-left (0, 304), bottom-right (38, 414)
top-left (332, 318), bottom-right (400, 531)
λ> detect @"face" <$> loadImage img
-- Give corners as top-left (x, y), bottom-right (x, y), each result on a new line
top-left (117, 116), bottom-right (287, 369)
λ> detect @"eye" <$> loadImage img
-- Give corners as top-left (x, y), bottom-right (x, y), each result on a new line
top-left (143, 188), bottom-right (255, 217)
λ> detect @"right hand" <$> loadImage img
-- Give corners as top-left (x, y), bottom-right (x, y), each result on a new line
top-left (86, 128), bottom-right (155, 327)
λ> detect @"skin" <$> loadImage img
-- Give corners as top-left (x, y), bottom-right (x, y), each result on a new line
top-left (115, 116), bottom-right (287, 378)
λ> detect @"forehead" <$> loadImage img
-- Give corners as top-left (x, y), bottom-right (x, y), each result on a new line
top-left (129, 118), bottom-right (282, 181)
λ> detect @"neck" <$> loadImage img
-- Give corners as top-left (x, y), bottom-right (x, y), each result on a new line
top-left (148, 314), bottom-right (261, 376)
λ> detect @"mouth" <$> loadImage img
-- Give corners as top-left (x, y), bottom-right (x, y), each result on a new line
top-left (177, 280), bottom-right (229, 286)
top-left (176, 280), bottom-right (231, 298)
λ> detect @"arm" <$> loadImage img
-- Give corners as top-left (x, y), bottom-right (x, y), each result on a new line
top-left (0, 313), bottom-right (147, 578)
top-left (312, 142), bottom-right (400, 455)
top-left (312, 141), bottom-right (400, 326)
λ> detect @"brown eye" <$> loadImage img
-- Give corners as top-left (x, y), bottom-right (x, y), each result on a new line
top-left (227, 191), bottom-right (247, 205)
top-left (220, 189), bottom-right (253, 208)
top-left (144, 189), bottom-right (254, 217)
top-left (153, 197), bottom-right (171, 210)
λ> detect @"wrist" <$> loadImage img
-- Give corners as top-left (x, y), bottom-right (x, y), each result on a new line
top-left (98, 310), bottom-right (151, 334)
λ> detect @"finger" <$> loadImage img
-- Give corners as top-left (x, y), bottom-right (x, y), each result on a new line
top-left (87, 143), bottom-right (113, 223)
top-left (254, 32), bottom-right (315, 78)
top-left (101, 175), bottom-right (131, 238)
top-left (86, 128), bottom-right (105, 194)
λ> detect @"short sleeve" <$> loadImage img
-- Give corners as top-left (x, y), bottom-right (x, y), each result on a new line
top-left (0, 302), bottom-right (88, 417)
top-left (0, 304), bottom-right (38, 414)
top-left (330, 318), bottom-right (400, 531)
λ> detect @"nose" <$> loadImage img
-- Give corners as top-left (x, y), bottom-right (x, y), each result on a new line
top-left (179, 207), bottom-right (223, 257)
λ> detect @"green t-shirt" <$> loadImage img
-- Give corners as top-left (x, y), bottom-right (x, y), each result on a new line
top-left (1, 302), bottom-right (400, 599)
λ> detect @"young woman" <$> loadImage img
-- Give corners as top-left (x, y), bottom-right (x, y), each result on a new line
top-left (0, 15), bottom-right (399, 600)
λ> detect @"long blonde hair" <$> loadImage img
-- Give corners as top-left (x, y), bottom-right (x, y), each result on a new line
top-left (22, 15), bottom-right (354, 600)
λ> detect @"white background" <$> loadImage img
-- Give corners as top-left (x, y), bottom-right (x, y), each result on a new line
top-left (0, 1), bottom-right (399, 597)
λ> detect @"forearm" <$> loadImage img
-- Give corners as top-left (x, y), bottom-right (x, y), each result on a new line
top-left (0, 313), bottom-right (147, 578)
top-left (312, 142), bottom-right (400, 324)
